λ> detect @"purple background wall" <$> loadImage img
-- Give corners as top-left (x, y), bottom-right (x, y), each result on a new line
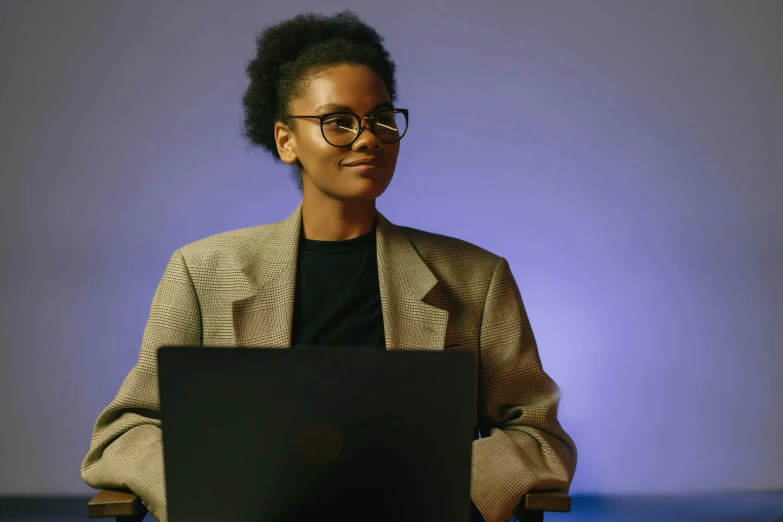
top-left (0, 0), bottom-right (781, 497)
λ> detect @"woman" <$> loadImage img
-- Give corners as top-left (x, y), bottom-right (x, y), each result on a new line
top-left (81, 11), bottom-right (577, 522)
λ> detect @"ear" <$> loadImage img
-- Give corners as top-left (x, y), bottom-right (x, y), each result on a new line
top-left (275, 121), bottom-right (298, 164)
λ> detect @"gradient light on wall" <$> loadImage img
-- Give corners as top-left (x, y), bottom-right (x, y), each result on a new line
top-left (0, 0), bottom-right (781, 496)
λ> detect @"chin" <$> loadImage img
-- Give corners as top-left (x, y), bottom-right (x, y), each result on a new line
top-left (342, 174), bottom-right (393, 200)
top-left (340, 184), bottom-right (388, 201)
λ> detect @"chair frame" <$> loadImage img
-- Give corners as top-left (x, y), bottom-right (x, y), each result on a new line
top-left (87, 488), bottom-right (571, 521)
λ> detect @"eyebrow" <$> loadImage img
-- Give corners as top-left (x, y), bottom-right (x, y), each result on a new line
top-left (314, 101), bottom-right (394, 115)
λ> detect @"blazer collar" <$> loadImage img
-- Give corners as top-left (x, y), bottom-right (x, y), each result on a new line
top-left (231, 203), bottom-right (448, 351)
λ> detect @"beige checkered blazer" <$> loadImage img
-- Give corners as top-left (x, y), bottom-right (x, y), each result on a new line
top-left (81, 203), bottom-right (577, 522)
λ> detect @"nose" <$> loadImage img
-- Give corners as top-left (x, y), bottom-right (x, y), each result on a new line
top-left (352, 117), bottom-right (381, 150)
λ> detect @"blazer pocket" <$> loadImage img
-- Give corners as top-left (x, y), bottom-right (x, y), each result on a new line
top-left (444, 343), bottom-right (475, 351)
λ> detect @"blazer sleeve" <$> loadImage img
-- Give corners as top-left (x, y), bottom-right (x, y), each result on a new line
top-left (470, 257), bottom-right (578, 522)
top-left (80, 249), bottom-right (201, 522)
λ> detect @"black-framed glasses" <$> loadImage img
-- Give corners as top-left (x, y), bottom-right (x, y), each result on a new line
top-left (287, 108), bottom-right (409, 147)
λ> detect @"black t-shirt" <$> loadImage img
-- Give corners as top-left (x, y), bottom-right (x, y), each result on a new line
top-left (290, 225), bottom-right (386, 348)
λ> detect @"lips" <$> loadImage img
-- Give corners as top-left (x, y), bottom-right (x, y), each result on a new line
top-left (343, 157), bottom-right (382, 167)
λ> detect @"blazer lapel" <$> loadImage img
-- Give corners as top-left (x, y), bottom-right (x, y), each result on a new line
top-left (376, 211), bottom-right (448, 351)
top-left (231, 205), bottom-right (302, 348)
top-left (230, 204), bottom-right (448, 352)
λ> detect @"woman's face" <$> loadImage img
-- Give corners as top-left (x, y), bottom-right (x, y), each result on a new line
top-left (275, 64), bottom-right (400, 201)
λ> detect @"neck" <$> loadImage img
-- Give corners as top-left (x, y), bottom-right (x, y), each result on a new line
top-left (300, 194), bottom-right (377, 241)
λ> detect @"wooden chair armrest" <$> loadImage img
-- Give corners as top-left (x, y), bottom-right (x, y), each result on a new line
top-left (521, 490), bottom-right (572, 512)
top-left (87, 488), bottom-right (148, 520)
top-left (86, 487), bottom-right (570, 520)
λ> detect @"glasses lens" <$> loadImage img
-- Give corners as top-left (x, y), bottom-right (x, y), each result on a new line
top-left (373, 109), bottom-right (407, 143)
top-left (321, 113), bottom-right (360, 146)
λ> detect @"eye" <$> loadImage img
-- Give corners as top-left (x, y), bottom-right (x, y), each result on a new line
top-left (373, 110), bottom-right (398, 128)
top-left (323, 114), bottom-right (356, 131)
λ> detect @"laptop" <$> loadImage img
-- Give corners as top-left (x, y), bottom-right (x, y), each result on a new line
top-left (157, 346), bottom-right (477, 522)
